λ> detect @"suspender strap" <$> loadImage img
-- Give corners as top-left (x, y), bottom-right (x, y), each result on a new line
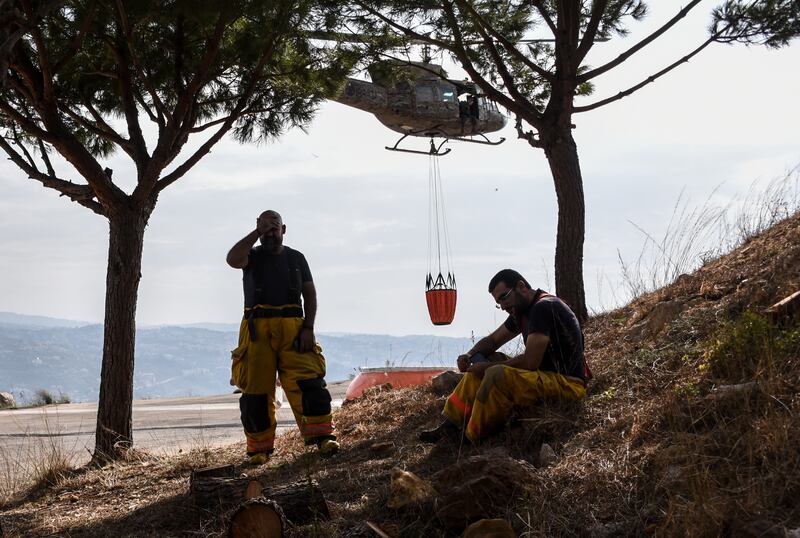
top-left (286, 248), bottom-right (302, 306)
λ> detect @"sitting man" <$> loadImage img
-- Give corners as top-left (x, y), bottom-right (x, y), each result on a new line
top-left (420, 269), bottom-right (588, 443)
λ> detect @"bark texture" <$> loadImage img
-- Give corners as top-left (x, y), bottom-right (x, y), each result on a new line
top-left (94, 205), bottom-right (152, 461)
top-left (542, 129), bottom-right (588, 323)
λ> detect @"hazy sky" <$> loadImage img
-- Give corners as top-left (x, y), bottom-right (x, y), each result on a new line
top-left (1, 3), bottom-right (798, 337)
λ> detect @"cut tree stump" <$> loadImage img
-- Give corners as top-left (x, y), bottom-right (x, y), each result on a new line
top-left (191, 464), bottom-right (236, 483)
top-left (228, 480), bottom-right (287, 538)
top-left (190, 470), bottom-right (330, 525)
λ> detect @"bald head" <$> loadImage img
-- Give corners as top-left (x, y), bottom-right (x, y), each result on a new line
top-left (259, 210), bottom-right (282, 224)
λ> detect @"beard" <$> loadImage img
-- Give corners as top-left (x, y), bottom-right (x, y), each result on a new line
top-left (260, 236), bottom-right (280, 251)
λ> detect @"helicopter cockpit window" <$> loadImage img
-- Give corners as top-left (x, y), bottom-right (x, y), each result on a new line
top-left (415, 85), bottom-right (435, 103)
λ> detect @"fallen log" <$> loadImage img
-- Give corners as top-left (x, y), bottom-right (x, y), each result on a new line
top-left (190, 470), bottom-right (330, 524)
top-left (228, 481), bottom-right (287, 538)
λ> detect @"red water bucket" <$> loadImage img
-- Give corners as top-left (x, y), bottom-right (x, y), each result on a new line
top-left (425, 288), bottom-right (457, 325)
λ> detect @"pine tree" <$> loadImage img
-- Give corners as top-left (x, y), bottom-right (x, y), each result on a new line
top-left (0, 0), bottom-right (354, 461)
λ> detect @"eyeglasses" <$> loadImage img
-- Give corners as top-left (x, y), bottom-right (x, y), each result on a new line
top-left (495, 286), bottom-right (515, 309)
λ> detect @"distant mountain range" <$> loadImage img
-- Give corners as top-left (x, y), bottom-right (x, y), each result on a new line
top-left (0, 312), bottom-right (471, 403)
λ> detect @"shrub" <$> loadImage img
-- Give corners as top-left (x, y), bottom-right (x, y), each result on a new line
top-left (30, 389), bottom-right (71, 407)
top-left (702, 312), bottom-right (799, 383)
top-left (33, 389), bottom-right (55, 406)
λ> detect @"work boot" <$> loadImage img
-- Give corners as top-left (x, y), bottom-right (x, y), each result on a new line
top-left (246, 452), bottom-right (270, 465)
top-left (418, 420), bottom-right (461, 443)
top-left (317, 438), bottom-right (340, 458)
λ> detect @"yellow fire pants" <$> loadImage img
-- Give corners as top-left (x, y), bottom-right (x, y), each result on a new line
top-left (230, 306), bottom-right (334, 454)
top-left (443, 365), bottom-right (586, 443)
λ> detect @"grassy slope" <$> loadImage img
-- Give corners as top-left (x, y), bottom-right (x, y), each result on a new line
top-left (1, 213), bottom-right (798, 537)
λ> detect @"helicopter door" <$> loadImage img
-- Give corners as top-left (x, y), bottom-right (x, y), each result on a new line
top-left (414, 82), bottom-right (436, 115)
top-left (415, 81), bottom-right (458, 121)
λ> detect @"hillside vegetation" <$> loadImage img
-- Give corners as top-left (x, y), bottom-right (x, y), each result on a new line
top-left (1, 211), bottom-right (798, 537)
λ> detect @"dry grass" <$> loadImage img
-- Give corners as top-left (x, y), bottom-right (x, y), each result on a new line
top-left (1, 212), bottom-right (799, 536)
top-left (0, 412), bottom-right (80, 502)
top-left (614, 166), bottom-right (800, 306)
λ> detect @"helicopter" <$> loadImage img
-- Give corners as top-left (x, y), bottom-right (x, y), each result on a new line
top-left (314, 32), bottom-right (604, 155)
top-left (332, 57), bottom-right (507, 156)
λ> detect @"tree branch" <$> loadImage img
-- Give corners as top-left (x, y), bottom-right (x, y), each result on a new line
top-left (132, 87), bottom-right (160, 124)
top-left (52, 1), bottom-right (98, 74)
top-left (155, 120), bottom-right (235, 193)
top-left (514, 115), bottom-right (543, 148)
top-left (0, 136), bottom-right (104, 215)
top-left (438, 0), bottom-right (542, 127)
top-left (173, 10), bottom-right (229, 128)
top-left (576, 0), bottom-right (609, 63)
top-left (64, 105), bottom-right (132, 154)
top-left (10, 127), bottom-right (37, 167)
top-left (36, 138), bottom-right (55, 177)
top-left (1, 85), bottom-right (127, 207)
top-left (578, 0), bottom-right (704, 82)
top-left (112, 1), bottom-right (148, 165)
top-left (156, 13), bottom-right (291, 194)
top-left (144, 9), bottom-right (233, 198)
top-left (8, 51), bottom-right (44, 104)
top-left (574, 35), bottom-right (716, 112)
top-left (353, 1), bottom-right (454, 52)
top-left (186, 99), bottom-right (293, 133)
top-left (0, 99), bottom-right (55, 142)
top-left (531, 0), bottom-right (557, 36)
top-left (448, 1), bottom-right (526, 105)
top-left (101, 32), bottom-right (169, 123)
top-left (454, 0), bottom-right (555, 81)
top-left (19, 0), bottom-right (56, 102)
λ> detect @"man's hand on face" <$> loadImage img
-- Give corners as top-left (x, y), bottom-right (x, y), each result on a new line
top-left (456, 354), bottom-right (471, 373)
top-left (466, 361), bottom-right (491, 379)
top-left (256, 216), bottom-right (277, 236)
top-left (299, 327), bottom-right (315, 353)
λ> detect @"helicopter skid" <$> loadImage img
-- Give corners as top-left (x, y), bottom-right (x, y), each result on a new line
top-left (448, 133), bottom-right (506, 146)
top-left (385, 146), bottom-right (452, 156)
top-left (385, 133), bottom-right (451, 156)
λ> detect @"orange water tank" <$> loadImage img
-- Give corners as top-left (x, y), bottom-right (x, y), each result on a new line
top-left (345, 366), bottom-right (452, 401)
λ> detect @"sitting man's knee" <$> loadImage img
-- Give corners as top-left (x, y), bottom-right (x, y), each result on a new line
top-left (484, 364), bottom-right (506, 384)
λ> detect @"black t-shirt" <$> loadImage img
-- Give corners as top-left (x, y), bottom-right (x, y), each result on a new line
top-left (242, 245), bottom-right (312, 308)
top-left (503, 290), bottom-right (585, 379)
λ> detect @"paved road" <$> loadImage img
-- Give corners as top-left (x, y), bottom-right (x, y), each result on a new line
top-left (0, 381), bottom-right (349, 477)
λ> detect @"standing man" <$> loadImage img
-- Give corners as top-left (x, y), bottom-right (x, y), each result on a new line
top-left (420, 269), bottom-right (588, 444)
top-left (227, 210), bottom-right (339, 464)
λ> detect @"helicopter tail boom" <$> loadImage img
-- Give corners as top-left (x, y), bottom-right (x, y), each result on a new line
top-left (333, 78), bottom-right (387, 114)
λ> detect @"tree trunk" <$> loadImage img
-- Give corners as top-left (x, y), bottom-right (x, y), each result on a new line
top-left (542, 130), bottom-right (588, 323)
top-left (93, 206), bottom-right (151, 462)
